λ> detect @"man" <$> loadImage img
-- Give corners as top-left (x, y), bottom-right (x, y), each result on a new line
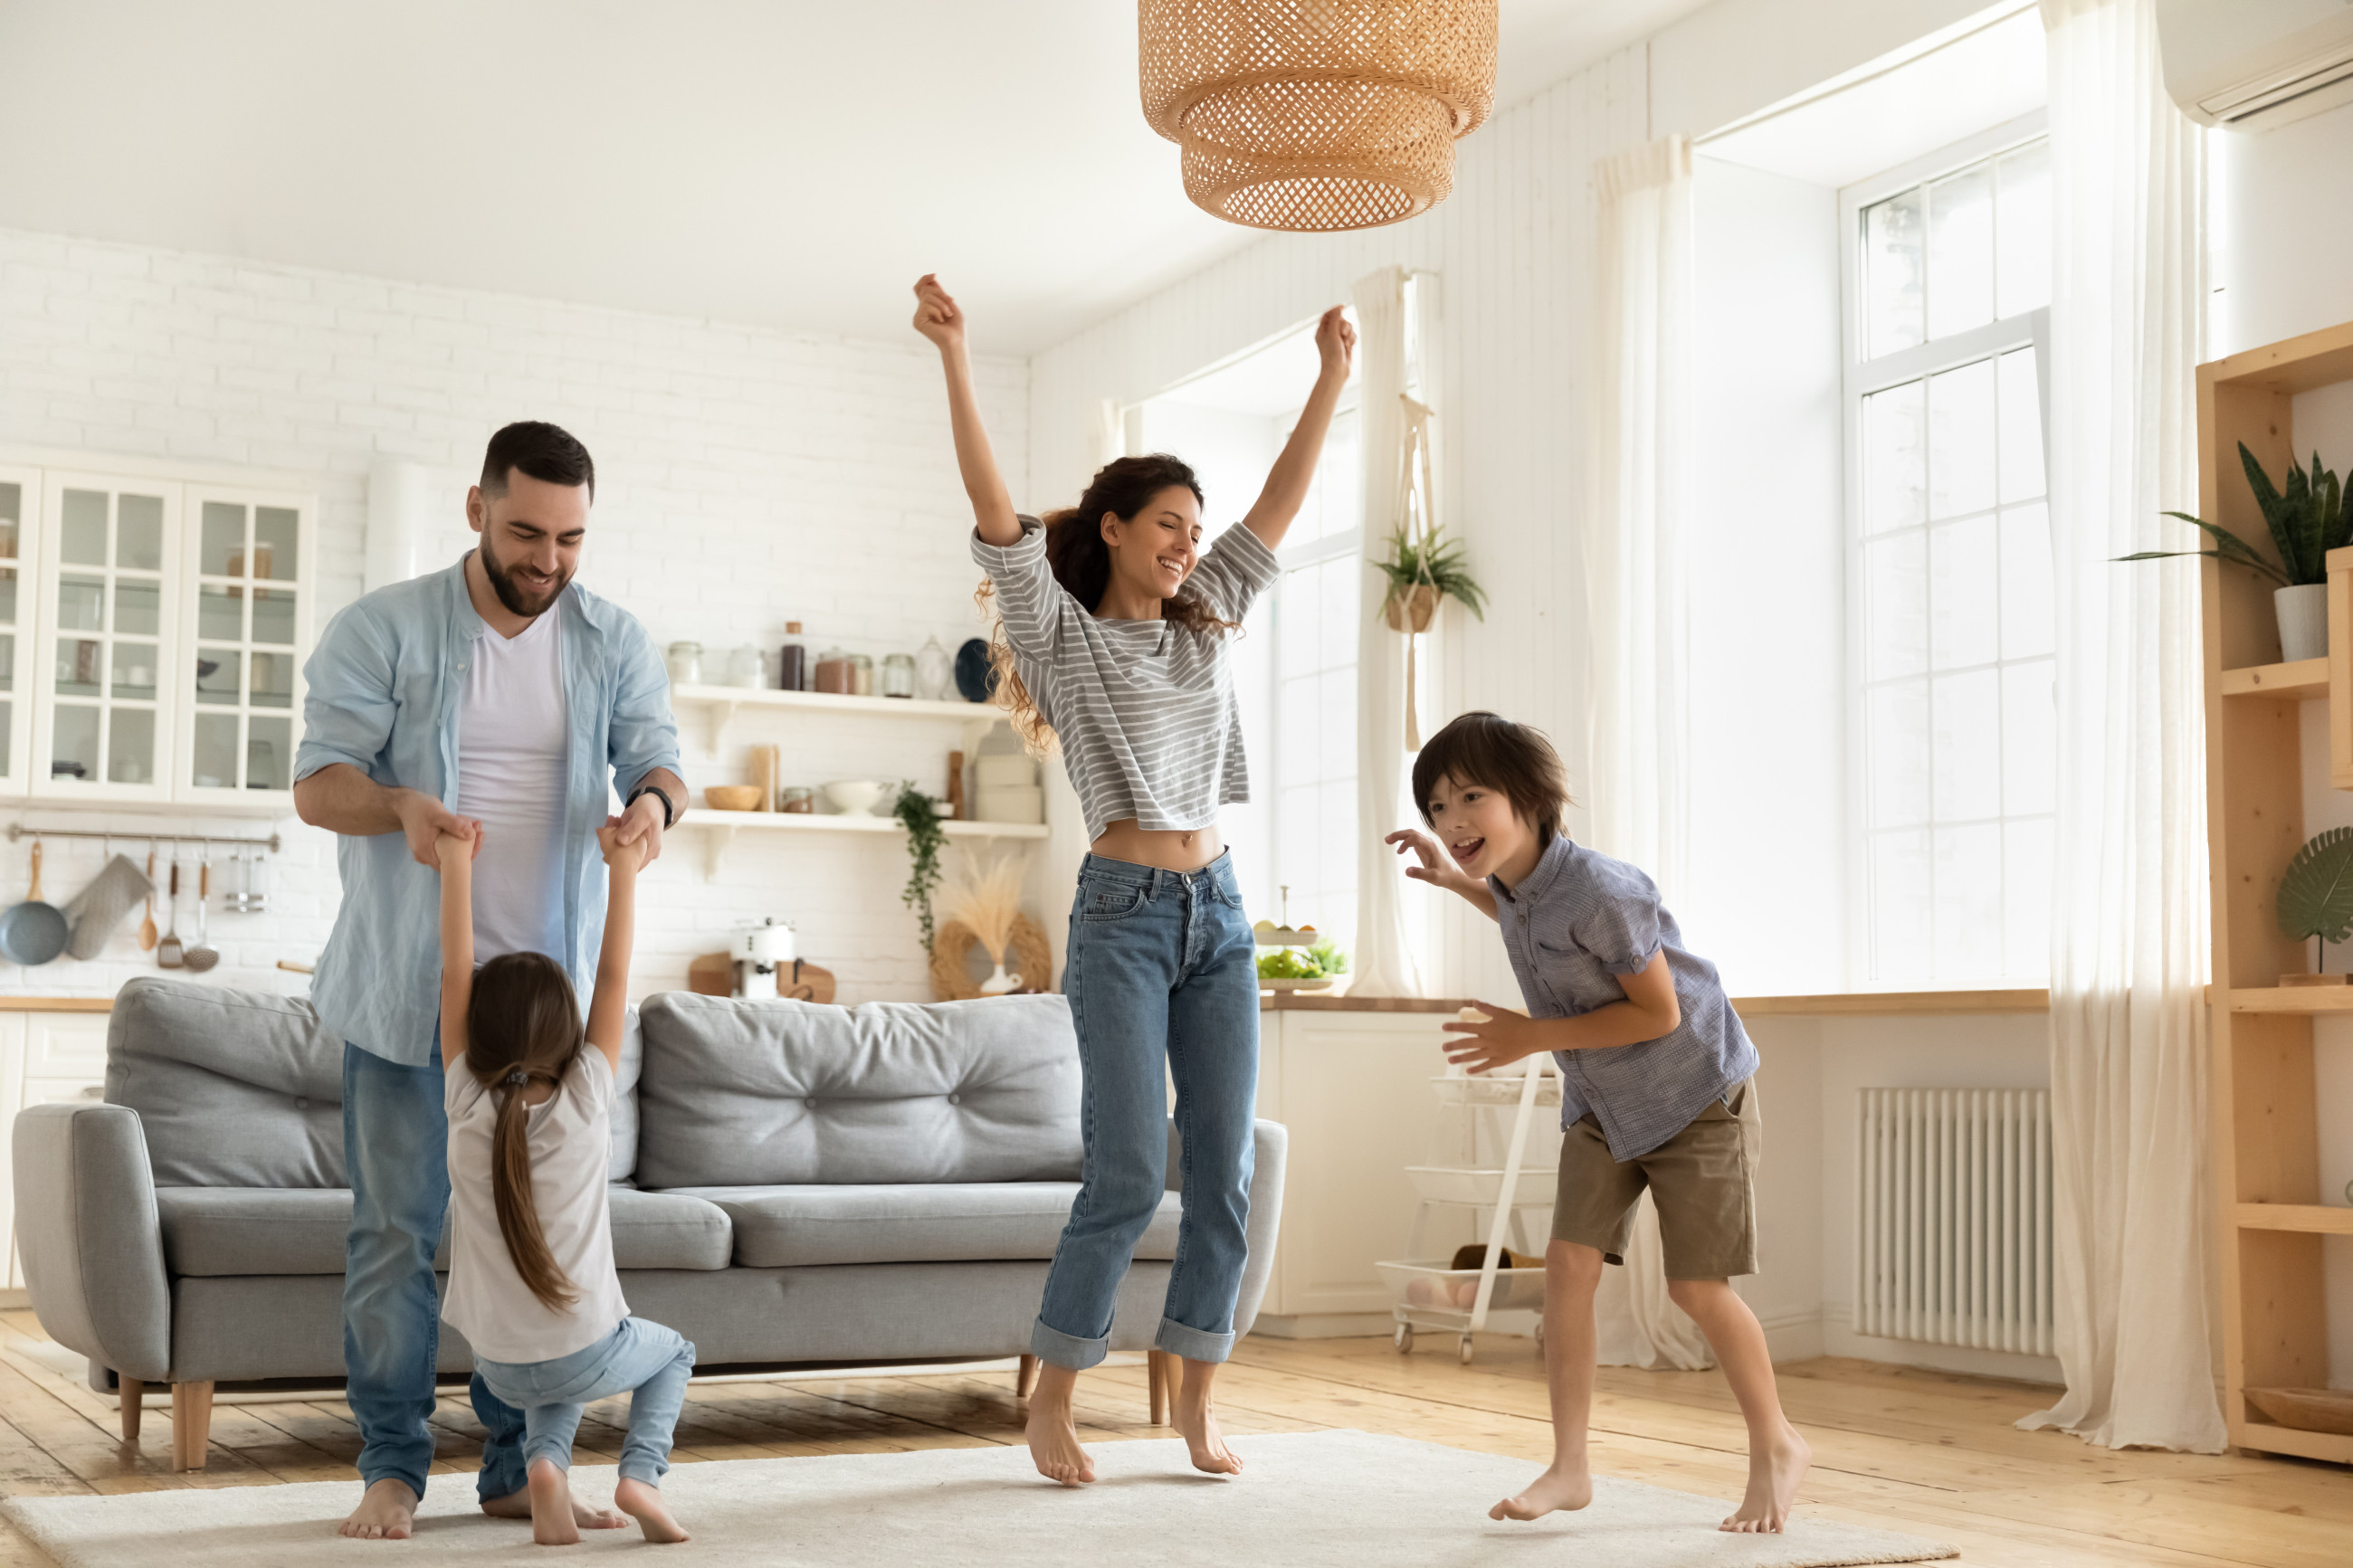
top-left (293, 421), bottom-right (685, 1541)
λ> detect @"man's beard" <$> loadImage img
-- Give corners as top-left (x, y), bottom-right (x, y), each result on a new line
top-left (479, 530), bottom-right (570, 618)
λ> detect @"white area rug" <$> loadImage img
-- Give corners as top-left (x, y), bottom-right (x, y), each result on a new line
top-left (3, 1430), bottom-right (1955, 1567)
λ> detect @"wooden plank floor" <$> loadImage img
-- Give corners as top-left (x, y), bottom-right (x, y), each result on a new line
top-left (0, 1308), bottom-right (2342, 1565)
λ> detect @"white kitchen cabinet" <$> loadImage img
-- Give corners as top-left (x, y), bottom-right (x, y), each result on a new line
top-left (0, 1008), bottom-right (112, 1294)
top-left (178, 486), bottom-right (314, 799)
top-left (0, 468), bottom-right (44, 795)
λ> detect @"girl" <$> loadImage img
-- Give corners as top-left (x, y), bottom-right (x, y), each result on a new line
top-left (437, 822), bottom-right (694, 1545)
top-left (913, 272), bottom-right (1353, 1487)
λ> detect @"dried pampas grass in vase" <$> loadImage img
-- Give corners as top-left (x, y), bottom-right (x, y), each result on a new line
top-left (939, 847), bottom-right (1026, 993)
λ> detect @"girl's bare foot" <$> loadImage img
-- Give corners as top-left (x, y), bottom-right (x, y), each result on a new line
top-left (1169, 1393), bottom-right (1243, 1476)
top-left (1491, 1459), bottom-right (1593, 1520)
top-left (481, 1487), bottom-right (625, 1530)
top-left (1720, 1426), bottom-right (1810, 1533)
top-left (614, 1478), bottom-right (691, 1543)
top-left (527, 1457), bottom-right (580, 1546)
top-left (1024, 1394), bottom-right (1096, 1485)
top-left (338, 1477), bottom-right (420, 1539)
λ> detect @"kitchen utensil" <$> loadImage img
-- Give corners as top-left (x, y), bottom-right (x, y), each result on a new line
top-left (157, 858), bottom-right (184, 968)
top-left (704, 784), bottom-right (765, 812)
top-left (62, 852), bottom-right (155, 960)
top-left (137, 844), bottom-right (157, 950)
top-left (823, 779), bottom-right (887, 815)
top-left (0, 841), bottom-right (71, 966)
top-left (184, 855), bottom-right (219, 972)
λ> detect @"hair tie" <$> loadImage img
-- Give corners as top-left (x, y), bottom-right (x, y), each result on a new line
top-left (506, 1069), bottom-right (529, 1087)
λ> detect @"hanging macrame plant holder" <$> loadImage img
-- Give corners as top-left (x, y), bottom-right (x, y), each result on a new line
top-left (1382, 393), bottom-right (1438, 747)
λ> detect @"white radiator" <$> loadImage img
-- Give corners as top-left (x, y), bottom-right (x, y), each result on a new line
top-left (1854, 1088), bottom-right (2053, 1355)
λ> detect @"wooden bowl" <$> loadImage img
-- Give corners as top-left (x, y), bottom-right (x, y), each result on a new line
top-left (704, 785), bottom-right (766, 812)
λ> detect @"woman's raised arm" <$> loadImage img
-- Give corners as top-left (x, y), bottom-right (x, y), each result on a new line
top-left (1239, 305), bottom-right (1357, 553)
top-left (913, 274), bottom-right (1023, 547)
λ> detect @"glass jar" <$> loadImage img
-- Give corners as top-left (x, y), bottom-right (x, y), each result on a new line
top-left (726, 643), bottom-right (761, 688)
top-left (666, 641), bottom-right (701, 686)
top-left (914, 635), bottom-right (951, 701)
top-left (814, 646), bottom-right (853, 694)
top-left (881, 652), bottom-right (917, 698)
top-left (850, 653), bottom-right (874, 696)
top-left (779, 785), bottom-right (814, 813)
top-left (778, 620), bottom-right (808, 691)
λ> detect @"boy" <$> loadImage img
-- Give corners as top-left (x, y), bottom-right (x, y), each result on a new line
top-left (1385, 710), bottom-right (1808, 1534)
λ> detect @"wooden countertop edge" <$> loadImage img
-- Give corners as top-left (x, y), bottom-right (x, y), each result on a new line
top-left (0, 996), bottom-right (115, 1012)
top-left (1261, 989), bottom-right (2051, 1016)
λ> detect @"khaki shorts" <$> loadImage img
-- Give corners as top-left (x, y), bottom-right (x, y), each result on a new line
top-left (1551, 1078), bottom-right (1761, 1279)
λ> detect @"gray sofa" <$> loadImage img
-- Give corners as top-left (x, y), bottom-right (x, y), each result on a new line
top-left (12, 979), bottom-right (1287, 1470)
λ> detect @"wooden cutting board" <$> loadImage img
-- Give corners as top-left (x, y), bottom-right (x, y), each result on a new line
top-left (686, 952), bottom-right (836, 1004)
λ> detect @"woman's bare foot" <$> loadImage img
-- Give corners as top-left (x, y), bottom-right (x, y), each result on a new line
top-left (614, 1477), bottom-right (691, 1543)
top-left (481, 1487), bottom-right (626, 1530)
top-left (526, 1458), bottom-right (580, 1547)
top-left (1169, 1392), bottom-right (1243, 1476)
top-left (338, 1478), bottom-right (420, 1540)
top-left (1720, 1426), bottom-right (1810, 1533)
top-left (1491, 1459), bottom-right (1593, 1521)
top-left (1024, 1394), bottom-right (1095, 1486)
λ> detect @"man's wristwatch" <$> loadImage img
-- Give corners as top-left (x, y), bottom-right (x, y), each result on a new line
top-left (625, 784), bottom-right (677, 830)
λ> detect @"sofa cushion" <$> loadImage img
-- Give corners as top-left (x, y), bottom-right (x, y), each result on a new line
top-left (156, 1186), bottom-right (734, 1276)
top-left (110, 980), bottom-right (345, 1187)
top-left (662, 1183), bottom-right (1182, 1269)
top-left (634, 994), bottom-right (1082, 1190)
top-left (608, 1008), bottom-right (644, 1183)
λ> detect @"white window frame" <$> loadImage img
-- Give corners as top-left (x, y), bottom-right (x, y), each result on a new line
top-left (1838, 109), bottom-right (2053, 989)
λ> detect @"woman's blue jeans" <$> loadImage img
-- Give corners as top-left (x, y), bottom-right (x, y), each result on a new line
top-left (1032, 851), bottom-right (1260, 1371)
top-left (473, 1317), bottom-right (697, 1487)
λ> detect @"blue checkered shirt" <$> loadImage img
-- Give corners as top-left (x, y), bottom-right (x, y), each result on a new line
top-left (1492, 833), bottom-right (1758, 1160)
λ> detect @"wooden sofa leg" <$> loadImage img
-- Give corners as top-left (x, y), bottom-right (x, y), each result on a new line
top-left (1015, 1354), bottom-right (1038, 1400)
top-left (1148, 1349), bottom-right (1168, 1426)
top-left (118, 1377), bottom-right (143, 1441)
top-left (171, 1382), bottom-right (214, 1471)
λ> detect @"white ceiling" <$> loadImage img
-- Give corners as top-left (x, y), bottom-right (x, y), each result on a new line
top-left (0, 1), bottom-right (1710, 356)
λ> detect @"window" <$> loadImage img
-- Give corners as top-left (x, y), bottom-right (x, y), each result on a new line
top-left (1843, 123), bottom-right (2052, 986)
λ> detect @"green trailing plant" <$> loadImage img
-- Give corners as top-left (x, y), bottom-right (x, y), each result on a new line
top-left (2118, 442), bottom-right (2347, 587)
top-left (1375, 523), bottom-right (1489, 620)
top-left (892, 781), bottom-right (948, 955)
top-left (2277, 826), bottom-right (2353, 974)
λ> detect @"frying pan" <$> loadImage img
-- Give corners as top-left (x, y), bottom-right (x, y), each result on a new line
top-left (0, 841), bottom-right (71, 965)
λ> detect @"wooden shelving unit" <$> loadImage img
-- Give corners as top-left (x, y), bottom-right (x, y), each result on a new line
top-left (2199, 318), bottom-right (2353, 1468)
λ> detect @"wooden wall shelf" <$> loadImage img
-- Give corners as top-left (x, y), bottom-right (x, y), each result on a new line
top-left (2199, 315), bottom-right (2353, 1468)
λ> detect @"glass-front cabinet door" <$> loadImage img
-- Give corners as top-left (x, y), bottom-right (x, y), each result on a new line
top-left (0, 469), bottom-right (39, 794)
top-left (32, 472), bottom-right (179, 801)
top-left (177, 487), bottom-right (311, 802)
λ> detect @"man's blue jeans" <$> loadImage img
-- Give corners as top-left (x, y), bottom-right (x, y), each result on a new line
top-left (1033, 851), bottom-right (1260, 1371)
top-left (474, 1317), bottom-right (696, 1487)
top-left (342, 1039), bottom-right (528, 1503)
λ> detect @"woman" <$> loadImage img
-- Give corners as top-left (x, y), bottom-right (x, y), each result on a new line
top-left (913, 273), bottom-right (1353, 1486)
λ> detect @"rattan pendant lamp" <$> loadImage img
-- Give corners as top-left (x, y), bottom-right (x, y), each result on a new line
top-left (1139, 1), bottom-right (1498, 232)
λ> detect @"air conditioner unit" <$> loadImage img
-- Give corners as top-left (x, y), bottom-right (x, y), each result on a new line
top-left (2157, 0), bottom-right (2353, 128)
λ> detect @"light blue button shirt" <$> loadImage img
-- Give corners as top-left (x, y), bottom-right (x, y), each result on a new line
top-left (294, 556), bottom-right (681, 1066)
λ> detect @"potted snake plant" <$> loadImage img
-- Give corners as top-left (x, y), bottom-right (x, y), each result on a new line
top-left (2120, 443), bottom-right (2347, 661)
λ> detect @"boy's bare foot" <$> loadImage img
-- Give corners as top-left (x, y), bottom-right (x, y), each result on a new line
top-left (527, 1457), bottom-right (580, 1547)
top-left (1169, 1393), bottom-right (1243, 1476)
top-left (338, 1478), bottom-right (420, 1540)
top-left (1490, 1459), bottom-right (1593, 1521)
top-left (1024, 1396), bottom-right (1095, 1486)
top-left (614, 1477), bottom-right (691, 1543)
top-left (1721, 1425), bottom-right (1810, 1533)
top-left (481, 1487), bottom-right (625, 1530)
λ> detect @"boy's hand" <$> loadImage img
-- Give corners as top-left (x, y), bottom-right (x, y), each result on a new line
top-left (433, 825), bottom-right (477, 870)
top-left (1386, 828), bottom-right (1476, 893)
top-left (598, 821), bottom-right (649, 874)
top-left (1442, 1003), bottom-right (1545, 1074)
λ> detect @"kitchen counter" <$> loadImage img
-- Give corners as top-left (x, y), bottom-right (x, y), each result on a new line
top-left (0, 997), bottom-right (113, 1012)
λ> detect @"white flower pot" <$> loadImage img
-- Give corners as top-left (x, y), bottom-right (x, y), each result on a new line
top-left (2276, 583), bottom-right (2329, 662)
top-left (978, 963), bottom-right (1022, 996)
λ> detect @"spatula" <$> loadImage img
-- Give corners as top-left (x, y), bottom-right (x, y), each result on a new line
top-left (137, 844), bottom-right (157, 952)
top-left (157, 857), bottom-right (184, 969)
top-left (184, 854), bottom-right (219, 973)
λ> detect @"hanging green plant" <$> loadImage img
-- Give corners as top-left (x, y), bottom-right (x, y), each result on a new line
top-left (1375, 523), bottom-right (1488, 629)
top-left (893, 781), bottom-right (949, 956)
top-left (2277, 826), bottom-right (2353, 974)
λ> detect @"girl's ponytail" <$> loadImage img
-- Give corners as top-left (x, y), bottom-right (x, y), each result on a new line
top-left (491, 1065), bottom-right (578, 1312)
top-left (464, 950), bottom-right (588, 1314)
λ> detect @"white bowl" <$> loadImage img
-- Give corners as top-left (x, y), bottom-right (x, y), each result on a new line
top-left (824, 779), bottom-right (889, 816)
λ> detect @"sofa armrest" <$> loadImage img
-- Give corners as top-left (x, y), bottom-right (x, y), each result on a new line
top-left (12, 1103), bottom-right (171, 1383)
top-left (1162, 1116), bottom-right (1288, 1337)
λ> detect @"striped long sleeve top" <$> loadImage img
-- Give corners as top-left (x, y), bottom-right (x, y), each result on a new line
top-left (971, 516), bottom-right (1279, 841)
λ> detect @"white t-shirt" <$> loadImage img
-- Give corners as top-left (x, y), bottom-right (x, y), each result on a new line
top-left (443, 1048), bottom-right (628, 1364)
top-left (455, 611), bottom-right (568, 962)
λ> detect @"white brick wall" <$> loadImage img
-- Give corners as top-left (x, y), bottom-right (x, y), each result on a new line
top-left (0, 226), bottom-right (1031, 1008)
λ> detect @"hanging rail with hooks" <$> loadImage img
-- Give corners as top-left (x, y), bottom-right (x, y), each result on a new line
top-left (6, 824), bottom-right (281, 853)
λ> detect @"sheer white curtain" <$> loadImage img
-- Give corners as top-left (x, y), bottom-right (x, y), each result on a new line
top-left (2017, 0), bottom-right (2223, 1454)
top-left (1584, 135), bottom-right (1711, 1372)
top-left (1349, 265), bottom-right (1424, 998)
